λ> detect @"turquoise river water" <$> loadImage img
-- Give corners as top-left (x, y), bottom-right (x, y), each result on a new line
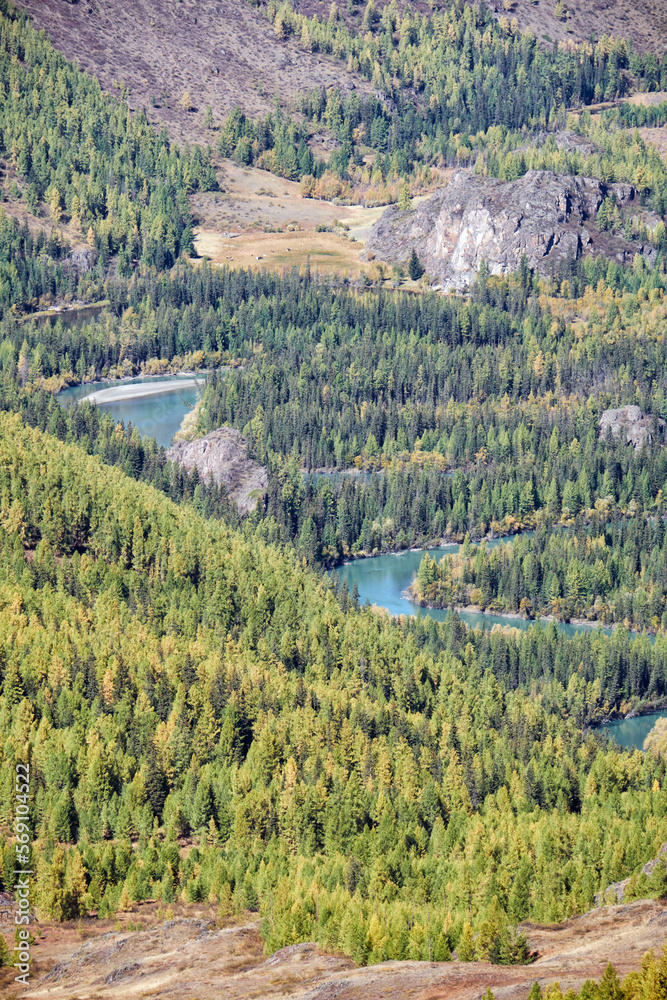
top-left (58, 375), bottom-right (205, 448)
top-left (596, 712), bottom-right (666, 751)
top-left (334, 537), bottom-right (610, 638)
top-left (334, 543), bottom-right (663, 750)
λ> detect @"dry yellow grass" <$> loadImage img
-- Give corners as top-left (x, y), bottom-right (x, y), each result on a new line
top-left (193, 162), bottom-right (389, 233)
top-left (191, 163), bottom-right (437, 284)
top-left (194, 227), bottom-right (373, 278)
top-left (627, 91), bottom-right (667, 107)
top-left (622, 92), bottom-right (667, 158)
top-left (10, 899), bottom-right (667, 1000)
top-left (192, 162), bottom-right (392, 279)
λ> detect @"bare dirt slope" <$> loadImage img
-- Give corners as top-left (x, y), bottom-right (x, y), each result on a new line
top-left (13, 0), bottom-right (370, 148)
top-left (482, 0), bottom-right (667, 53)
top-left (8, 899), bottom-right (667, 1000)
top-left (292, 0), bottom-right (434, 25)
top-left (14, 0), bottom-right (666, 154)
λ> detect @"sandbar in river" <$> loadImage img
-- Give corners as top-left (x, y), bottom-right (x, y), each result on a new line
top-left (80, 378), bottom-right (205, 405)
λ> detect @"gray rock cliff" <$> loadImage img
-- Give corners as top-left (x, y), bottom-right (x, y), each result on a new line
top-left (166, 428), bottom-right (267, 514)
top-left (595, 842), bottom-right (667, 905)
top-left (599, 405), bottom-right (666, 452)
top-left (366, 169), bottom-right (656, 290)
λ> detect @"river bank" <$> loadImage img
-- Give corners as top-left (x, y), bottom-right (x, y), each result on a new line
top-left (404, 586), bottom-right (661, 640)
top-left (18, 299), bottom-right (109, 323)
top-left (597, 698), bottom-right (667, 725)
top-left (331, 527), bottom-right (530, 570)
top-left (595, 708), bottom-right (667, 751)
top-left (58, 375), bottom-right (209, 448)
top-left (334, 540), bottom-right (660, 644)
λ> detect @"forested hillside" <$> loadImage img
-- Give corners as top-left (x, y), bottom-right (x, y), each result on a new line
top-left (210, 0), bottom-right (667, 222)
top-left (1, 411), bottom-right (667, 966)
top-left (7, 246), bottom-right (667, 633)
top-left (0, 0), bottom-right (216, 284)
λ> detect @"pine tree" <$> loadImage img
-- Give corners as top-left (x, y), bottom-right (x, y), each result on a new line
top-left (408, 249), bottom-right (424, 280)
top-left (398, 182), bottom-right (413, 211)
top-left (457, 922), bottom-right (476, 961)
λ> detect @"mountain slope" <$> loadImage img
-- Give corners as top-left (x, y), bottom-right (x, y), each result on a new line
top-left (13, 0), bottom-right (667, 159)
top-left (297, 0), bottom-right (667, 53)
top-left (483, 0), bottom-right (667, 55)
top-left (13, 0), bottom-right (370, 146)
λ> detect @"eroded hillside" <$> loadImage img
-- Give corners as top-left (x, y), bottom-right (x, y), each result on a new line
top-left (13, 0), bottom-right (667, 160)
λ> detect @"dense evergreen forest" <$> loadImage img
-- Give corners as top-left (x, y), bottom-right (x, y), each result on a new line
top-left (412, 519), bottom-right (667, 629)
top-left (6, 246), bottom-right (667, 633)
top-left (1, 0), bottom-right (667, 979)
top-left (0, 0), bottom-right (217, 285)
top-left (2, 412), bottom-right (667, 966)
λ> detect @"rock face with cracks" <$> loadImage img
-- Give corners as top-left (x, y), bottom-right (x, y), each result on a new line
top-left (166, 428), bottom-right (267, 514)
top-left (366, 169), bottom-right (656, 290)
top-left (599, 405), bottom-right (666, 452)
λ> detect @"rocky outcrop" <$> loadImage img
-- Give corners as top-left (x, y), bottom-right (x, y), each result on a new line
top-left (67, 246), bottom-right (98, 277)
top-left (515, 129), bottom-right (599, 157)
top-left (599, 405), bottom-right (665, 452)
top-left (166, 428), bottom-right (267, 514)
top-left (366, 169), bottom-right (656, 291)
top-left (596, 842), bottom-right (667, 905)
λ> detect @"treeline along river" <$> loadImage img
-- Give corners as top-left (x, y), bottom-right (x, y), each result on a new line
top-left (59, 381), bottom-right (664, 749)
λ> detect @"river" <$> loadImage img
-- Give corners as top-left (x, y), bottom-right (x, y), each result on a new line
top-left (333, 535), bottom-right (616, 638)
top-left (334, 541), bottom-right (666, 749)
top-left (597, 711), bottom-right (666, 751)
top-left (31, 303), bottom-right (107, 327)
top-left (57, 379), bottom-right (656, 645)
top-left (58, 375), bottom-right (205, 447)
top-left (56, 381), bottom-right (665, 745)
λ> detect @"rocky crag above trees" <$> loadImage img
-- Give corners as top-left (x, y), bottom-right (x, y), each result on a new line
top-left (166, 429), bottom-right (267, 514)
top-left (366, 168), bottom-right (658, 290)
top-left (599, 405), bottom-right (667, 452)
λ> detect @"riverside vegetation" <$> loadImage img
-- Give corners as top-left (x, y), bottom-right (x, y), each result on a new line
top-left (1, 0), bottom-right (667, 982)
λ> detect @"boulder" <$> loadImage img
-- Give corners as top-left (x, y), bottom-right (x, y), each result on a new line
top-left (166, 428), bottom-right (267, 514)
top-left (599, 405), bottom-right (665, 452)
top-left (67, 245), bottom-right (98, 278)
